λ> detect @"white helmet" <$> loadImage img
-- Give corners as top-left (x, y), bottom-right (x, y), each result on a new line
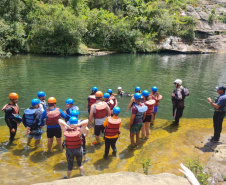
top-left (118, 87), bottom-right (122, 90)
top-left (173, 79), bottom-right (182, 85)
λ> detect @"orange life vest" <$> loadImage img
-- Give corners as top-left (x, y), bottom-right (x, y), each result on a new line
top-left (151, 94), bottom-right (162, 106)
top-left (64, 129), bottom-right (83, 149)
top-left (88, 95), bottom-right (96, 108)
top-left (105, 117), bottom-right (121, 137)
top-left (2, 104), bottom-right (19, 122)
top-left (46, 108), bottom-right (61, 126)
top-left (94, 102), bottom-right (108, 119)
top-left (144, 99), bottom-right (156, 115)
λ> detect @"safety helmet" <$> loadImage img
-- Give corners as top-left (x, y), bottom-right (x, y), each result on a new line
top-left (9, 92), bottom-right (19, 100)
top-left (69, 117), bottom-right (78, 125)
top-left (103, 93), bottom-right (110, 99)
top-left (134, 93), bottom-right (141, 100)
top-left (37, 91), bottom-right (46, 98)
top-left (95, 91), bottom-right (103, 98)
top-left (70, 110), bottom-right (79, 117)
top-left (113, 106), bottom-right (121, 115)
top-left (65, 98), bottom-right (73, 104)
top-left (135, 87), bottom-right (141, 92)
top-left (92, 87), bottom-right (98, 92)
top-left (118, 87), bottom-right (122, 90)
top-left (142, 90), bottom-right (149, 97)
top-left (31, 99), bottom-right (41, 106)
top-left (107, 89), bottom-right (113, 94)
top-left (48, 97), bottom-right (57, 104)
top-left (173, 79), bottom-right (182, 85)
top-left (152, 86), bottom-right (158, 92)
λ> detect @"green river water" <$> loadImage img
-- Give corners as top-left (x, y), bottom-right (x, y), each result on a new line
top-left (0, 54), bottom-right (225, 184)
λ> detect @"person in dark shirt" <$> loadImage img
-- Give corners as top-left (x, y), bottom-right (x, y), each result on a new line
top-left (172, 79), bottom-right (189, 125)
top-left (2, 92), bottom-right (21, 141)
top-left (207, 86), bottom-right (226, 143)
top-left (22, 99), bottom-right (43, 147)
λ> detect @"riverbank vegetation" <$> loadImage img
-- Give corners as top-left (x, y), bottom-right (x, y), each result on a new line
top-left (0, 0), bottom-right (197, 55)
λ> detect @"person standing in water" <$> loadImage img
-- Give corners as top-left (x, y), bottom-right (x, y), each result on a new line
top-left (37, 91), bottom-right (47, 113)
top-left (41, 97), bottom-right (67, 151)
top-left (88, 91), bottom-right (111, 145)
top-left (107, 89), bottom-right (118, 107)
top-left (86, 87), bottom-right (98, 114)
top-left (2, 92), bottom-right (22, 142)
top-left (59, 117), bottom-right (86, 178)
top-left (22, 99), bottom-right (43, 147)
top-left (141, 90), bottom-right (155, 140)
top-left (128, 93), bottom-right (147, 149)
top-left (207, 86), bottom-right (226, 143)
top-left (103, 106), bottom-right (121, 159)
top-left (103, 93), bottom-right (114, 115)
top-left (151, 86), bottom-right (162, 125)
top-left (64, 98), bottom-right (79, 123)
top-left (126, 87), bottom-right (142, 112)
top-left (172, 79), bottom-right (189, 125)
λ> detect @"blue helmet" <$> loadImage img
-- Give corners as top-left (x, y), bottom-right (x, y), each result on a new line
top-left (113, 106), bottom-right (121, 115)
top-left (31, 98), bottom-right (41, 106)
top-left (70, 110), bottom-right (79, 117)
top-left (92, 87), bottom-right (98, 92)
top-left (152, 86), bottom-right (158, 92)
top-left (65, 98), bottom-right (73, 104)
top-left (103, 93), bottom-right (110, 99)
top-left (69, 117), bottom-right (78, 125)
top-left (134, 93), bottom-right (141, 100)
top-left (135, 87), bottom-right (141, 92)
top-left (37, 91), bottom-right (46, 98)
top-left (107, 89), bottom-right (113, 94)
top-left (142, 90), bottom-right (149, 97)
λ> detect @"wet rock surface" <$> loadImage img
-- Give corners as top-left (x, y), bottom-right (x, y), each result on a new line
top-left (203, 135), bottom-right (226, 185)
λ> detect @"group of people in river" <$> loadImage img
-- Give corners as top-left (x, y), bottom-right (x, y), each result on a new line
top-left (2, 79), bottom-right (226, 179)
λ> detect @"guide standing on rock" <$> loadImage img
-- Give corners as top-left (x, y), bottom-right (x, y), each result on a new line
top-left (172, 79), bottom-right (189, 125)
top-left (207, 86), bottom-right (226, 143)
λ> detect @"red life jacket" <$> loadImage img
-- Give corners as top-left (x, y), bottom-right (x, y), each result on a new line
top-left (64, 129), bottom-right (83, 149)
top-left (46, 108), bottom-right (61, 126)
top-left (106, 99), bottom-right (114, 110)
top-left (105, 117), bottom-right (121, 137)
top-left (88, 95), bottom-right (96, 108)
top-left (2, 104), bottom-right (19, 122)
top-left (94, 102), bottom-right (108, 119)
top-left (109, 96), bottom-right (116, 106)
top-left (151, 94), bottom-right (162, 106)
top-left (144, 99), bottom-right (156, 115)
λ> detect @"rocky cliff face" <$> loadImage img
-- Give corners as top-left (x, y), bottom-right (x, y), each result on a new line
top-left (159, 0), bottom-right (226, 53)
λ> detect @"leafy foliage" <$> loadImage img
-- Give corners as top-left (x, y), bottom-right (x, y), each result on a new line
top-left (0, 0), bottom-right (199, 55)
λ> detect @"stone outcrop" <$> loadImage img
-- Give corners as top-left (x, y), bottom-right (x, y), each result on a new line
top-left (202, 135), bottom-right (226, 185)
top-left (159, 0), bottom-right (226, 53)
top-left (34, 172), bottom-right (190, 185)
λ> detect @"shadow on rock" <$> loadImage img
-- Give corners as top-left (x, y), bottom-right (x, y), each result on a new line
top-left (53, 161), bottom-right (67, 171)
top-left (162, 121), bottom-right (179, 134)
top-left (197, 141), bottom-right (222, 153)
top-left (29, 150), bottom-right (47, 163)
top-left (93, 157), bottom-right (113, 171)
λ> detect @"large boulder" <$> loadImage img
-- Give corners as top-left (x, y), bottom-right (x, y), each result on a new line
top-left (34, 172), bottom-right (190, 185)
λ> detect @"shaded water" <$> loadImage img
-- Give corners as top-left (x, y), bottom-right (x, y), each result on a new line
top-left (0, 54), bottom-right (226, 184)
